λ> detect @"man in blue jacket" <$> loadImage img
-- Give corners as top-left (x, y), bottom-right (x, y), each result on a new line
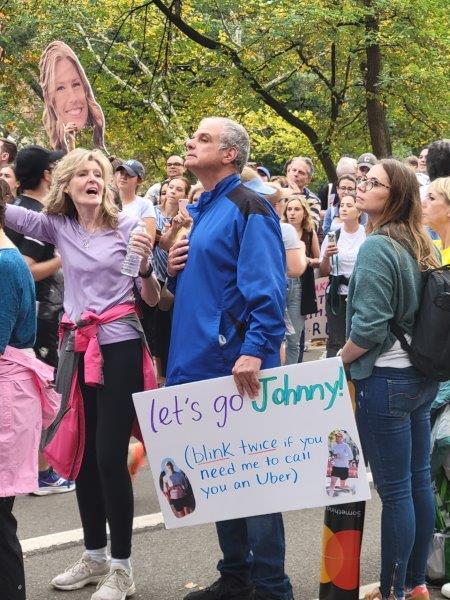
top-left (167, 117), bottom-right (293, 600)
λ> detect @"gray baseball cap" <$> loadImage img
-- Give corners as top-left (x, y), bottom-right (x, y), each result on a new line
top-left (116, 159), bottom-right (145, 179)
top-left (357, 152), bottom-right (378, 167)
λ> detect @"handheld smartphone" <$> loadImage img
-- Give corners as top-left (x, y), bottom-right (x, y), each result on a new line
top-left (178, 198), bottom-right (189, 212)
top-left (328, 231), bottom-right (336, 245)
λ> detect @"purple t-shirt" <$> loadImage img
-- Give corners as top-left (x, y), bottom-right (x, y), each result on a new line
top-left (5, 204), bottom-right (141, 345)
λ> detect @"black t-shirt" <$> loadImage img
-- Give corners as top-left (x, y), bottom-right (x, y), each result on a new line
top-left (5, 194), bottom-right (55, 303)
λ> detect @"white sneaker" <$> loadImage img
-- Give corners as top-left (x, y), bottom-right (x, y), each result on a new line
top-left (51, 552), bottom-right (110, 590)
top-left (91, 566), bottom-right (136, 600)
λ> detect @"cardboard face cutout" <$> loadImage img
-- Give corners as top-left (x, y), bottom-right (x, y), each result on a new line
top-left (39, 41), bottom-right (106, 152)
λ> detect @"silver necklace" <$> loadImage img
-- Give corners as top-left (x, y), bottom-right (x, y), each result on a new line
top-left (79, 222), bottom-right (101, 248)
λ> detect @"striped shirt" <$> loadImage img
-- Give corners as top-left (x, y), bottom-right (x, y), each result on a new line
top-left (152, 206), bottom-right (172, 282)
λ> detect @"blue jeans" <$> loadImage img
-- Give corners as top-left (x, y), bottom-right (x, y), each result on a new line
top-left (285, 278), bottom-right (305, 365)
top-left (216, 514), bottom-right (293, 599)
top-left (355, 367), bottom-right (438, 599)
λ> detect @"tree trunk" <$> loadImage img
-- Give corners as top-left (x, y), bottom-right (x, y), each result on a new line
top-left (364, 2), bottom-right (392, 158)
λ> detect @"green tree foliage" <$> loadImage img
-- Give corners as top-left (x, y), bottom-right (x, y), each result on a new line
top-left (0, 0), bottom-right (448, 184)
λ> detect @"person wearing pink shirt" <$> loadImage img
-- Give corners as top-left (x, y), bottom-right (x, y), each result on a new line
top-left (0, 179), bottom-right (60, 600)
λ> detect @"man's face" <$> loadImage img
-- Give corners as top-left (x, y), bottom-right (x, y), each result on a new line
top-left (287, 159), bottom-right (310, 190)
top-left (166, 155), bottom-right (185, 179)
top-left (185, 119), bottom-right (233, 175)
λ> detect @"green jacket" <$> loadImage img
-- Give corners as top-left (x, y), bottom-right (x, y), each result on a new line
top-left (346, 234), bottom-right (424, 380)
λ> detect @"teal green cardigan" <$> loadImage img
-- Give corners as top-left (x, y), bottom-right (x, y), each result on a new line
top-left (346, 234), bottom-right (424, 380)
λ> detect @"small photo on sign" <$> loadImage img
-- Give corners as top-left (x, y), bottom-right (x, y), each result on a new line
top-left (326, 429), bottom-right (360, 499)
top-left (159, 458), bottom-right (196, 518)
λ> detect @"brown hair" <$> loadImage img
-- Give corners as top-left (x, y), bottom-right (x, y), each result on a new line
top-left (161, 176), bottom-right (191, 210)
top-left (282, 195), bottom-right (315, 232)
top-left (337, 174), bottom-right (356, 189)
top-left (45, 148), bottom-right (118, 229)
top-left (369, 159), bottom-right (440, 270)
top-left (0, 179), bottom-right (13, 228)
top-left (0, 138), bottom-right (17, 163)
top-left (39, 41), bottom-right (106, 153)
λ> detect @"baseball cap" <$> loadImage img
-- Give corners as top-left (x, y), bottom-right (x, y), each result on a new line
top-left (357, 152), bottom-right (378, 167)
top-left (116, 159), bottom-right (145, 179)
top-left (257, 166), bottom-right (271, 180)
top-left (15, 145), bottom-right (64, 182)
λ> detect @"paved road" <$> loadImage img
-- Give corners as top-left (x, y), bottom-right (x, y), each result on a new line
top-left (16, 347), bottom-right (444, 599)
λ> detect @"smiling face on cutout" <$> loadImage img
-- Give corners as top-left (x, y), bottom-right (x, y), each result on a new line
top-left (52, 58), bottom-right (89, 130)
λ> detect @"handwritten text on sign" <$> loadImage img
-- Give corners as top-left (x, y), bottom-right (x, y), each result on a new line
top-left (133, 358), bottom-right (371, 529)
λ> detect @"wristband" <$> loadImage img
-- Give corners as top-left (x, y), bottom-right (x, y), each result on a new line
top-left (139, 263), bottom-right (154, 279)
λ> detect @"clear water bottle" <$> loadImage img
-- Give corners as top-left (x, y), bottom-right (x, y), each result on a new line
top-left (121, 221), bottom-right (146, 277)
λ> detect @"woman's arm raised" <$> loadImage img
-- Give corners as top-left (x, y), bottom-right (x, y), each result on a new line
top-left (5, 204), bottom-right (58, 246)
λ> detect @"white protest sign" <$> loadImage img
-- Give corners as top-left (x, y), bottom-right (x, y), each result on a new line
top-left (133, 358), bottom-right (371, 529)
top-left (305, 276), bottom-right (328, 340)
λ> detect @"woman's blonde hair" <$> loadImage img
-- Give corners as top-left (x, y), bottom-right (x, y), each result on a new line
top-left (39, 41), bottom-right (106, 153)
top-left (368, 159), bottom-right (440, 270)
top-left (429, 177), bottom-right (450, 205)
top-left (282, 195), bottom-right (315, 232)
top-left (45, 148), bottom-right (118, 229)
top-left (188, 182), bottom-right (204, 204)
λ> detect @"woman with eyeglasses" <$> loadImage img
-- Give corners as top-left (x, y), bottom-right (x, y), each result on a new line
top-left (340, 160), bottom-right (440, 600)
top-left (319, 194), bottom-right (366, 357)
top-left (322, 175), bottom-right (358, 236)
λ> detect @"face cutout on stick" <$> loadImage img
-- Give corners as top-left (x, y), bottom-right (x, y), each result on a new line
top-left (39, 41), bottom-right (106, 153)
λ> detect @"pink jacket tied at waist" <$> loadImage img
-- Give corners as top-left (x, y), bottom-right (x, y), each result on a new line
top-left (44, 303), bottom-right (156, 480)
top-left (60, 303), bottom-right (137, 387)
top-left (0, 346), bottom-right (61, 496)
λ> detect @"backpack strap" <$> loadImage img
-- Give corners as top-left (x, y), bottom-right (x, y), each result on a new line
top-left (388, 319), bottom-right (412, 354)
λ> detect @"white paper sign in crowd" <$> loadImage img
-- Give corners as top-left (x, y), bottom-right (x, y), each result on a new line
top-left (305, 276), bottom-right (329, 340)
top-left (133, 358), bottom-right (371, 529)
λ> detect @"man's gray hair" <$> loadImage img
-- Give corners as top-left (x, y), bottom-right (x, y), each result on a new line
top-left (336, 156), bottom-right (357, 178)
top-left (202, 117), bottom-right (250, 173)
top-left (290, 156), bottom-right (315, 178)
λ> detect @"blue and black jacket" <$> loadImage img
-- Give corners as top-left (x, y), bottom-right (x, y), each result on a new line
top-left (166, 174), bottom-right (286, 386)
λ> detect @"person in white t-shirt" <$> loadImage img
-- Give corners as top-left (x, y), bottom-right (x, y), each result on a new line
top-left (328, 431), bottom-right (354, 496)
top-left (320, 194), bottom-right (366, 357)
top-left (115, 159), bottom-right (156, 242)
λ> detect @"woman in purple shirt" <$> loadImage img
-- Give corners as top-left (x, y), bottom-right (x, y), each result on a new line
top-left (5, 148), bottom-right (159, 599)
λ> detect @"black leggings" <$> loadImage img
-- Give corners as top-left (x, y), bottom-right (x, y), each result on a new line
top-left (0, 497), bottom-right (26, 600)
top-left (76, 339), bottom-right (143, 558)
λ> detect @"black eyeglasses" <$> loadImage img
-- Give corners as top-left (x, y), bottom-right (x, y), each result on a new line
top-left (356, 177), bottom-right (390, 191)
top-left (167, 162), bottom-right (183, 167)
